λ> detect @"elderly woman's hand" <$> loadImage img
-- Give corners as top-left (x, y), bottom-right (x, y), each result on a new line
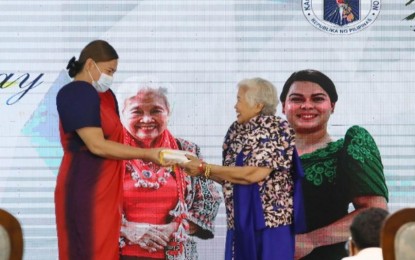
top-left (138, 223), bottom-right (178, 252)
top-left (121, 222), bottom-right (168, 252)
top-left (179, 155), bottom-right (204, 177)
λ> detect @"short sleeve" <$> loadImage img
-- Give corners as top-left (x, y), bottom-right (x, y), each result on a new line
top-left (57, 82), bottom-right (101, 133)
top-left (343, 125), bottom-right (389, 201)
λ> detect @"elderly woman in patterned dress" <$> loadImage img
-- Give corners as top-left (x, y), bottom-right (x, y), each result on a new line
top-left (180, 78), bottom-right (305, 260)
top-left (116, 77), bottom-right (222, 260)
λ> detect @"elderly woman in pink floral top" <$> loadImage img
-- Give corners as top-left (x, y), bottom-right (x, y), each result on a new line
top-left (180, 78), bottom-right (305, 260)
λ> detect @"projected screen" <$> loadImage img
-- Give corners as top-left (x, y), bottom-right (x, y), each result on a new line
top-left (0, 1), bottom-right (414, 259)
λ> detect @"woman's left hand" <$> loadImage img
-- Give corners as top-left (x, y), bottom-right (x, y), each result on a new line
top-left (179, 155), bottom-right (204, 177)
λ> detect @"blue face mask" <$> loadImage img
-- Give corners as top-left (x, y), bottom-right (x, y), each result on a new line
top-left (88, 61), bottom-right (113, 92)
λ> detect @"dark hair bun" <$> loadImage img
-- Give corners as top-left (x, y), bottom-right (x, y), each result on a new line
top-left (66, 56), bottom-right (81, 78)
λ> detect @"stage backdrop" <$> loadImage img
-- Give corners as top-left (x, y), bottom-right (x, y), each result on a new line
top-left (0, 0), bottom-right (414, 259)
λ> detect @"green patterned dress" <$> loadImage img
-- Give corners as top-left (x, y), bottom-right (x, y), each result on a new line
top-left (300, 126), bottom-right (388, 260)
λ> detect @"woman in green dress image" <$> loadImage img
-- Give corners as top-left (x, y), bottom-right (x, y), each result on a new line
top-left (280, 69), bottom-right (389, 260)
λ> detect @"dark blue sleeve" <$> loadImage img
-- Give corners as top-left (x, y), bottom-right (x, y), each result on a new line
top-left (56, 81), bottom-right (101, 133)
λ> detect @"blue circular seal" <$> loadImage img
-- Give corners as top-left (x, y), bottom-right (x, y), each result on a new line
top-left (302, 0), bottom-right (381, 34)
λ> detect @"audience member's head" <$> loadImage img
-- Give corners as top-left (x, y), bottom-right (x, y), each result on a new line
top-left (347, 207), bottom-right (389, 256)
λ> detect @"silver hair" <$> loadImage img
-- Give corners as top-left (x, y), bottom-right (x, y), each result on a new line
top-left (237, 77), bottom-right (278, 115)
top-left (115, 76), bottom-right (173, 127)
top-left (116, 76), bottom-right (172, 112)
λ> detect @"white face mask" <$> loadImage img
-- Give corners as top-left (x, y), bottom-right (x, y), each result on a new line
top-left (88, 61), bottom-right (113, 92)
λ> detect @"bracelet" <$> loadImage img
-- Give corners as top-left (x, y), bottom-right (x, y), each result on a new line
top-left (204, 164), bottom-right (212, 179)
top-left (197, 162), bottom-right (206, 174)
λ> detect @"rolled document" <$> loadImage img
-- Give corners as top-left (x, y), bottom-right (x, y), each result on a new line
top-left (160, 149), bottom-right (197, 163)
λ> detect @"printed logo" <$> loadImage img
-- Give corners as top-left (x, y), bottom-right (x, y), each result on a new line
top-left (0, 73), bottom-right (45, 105)
top-left (302, 0), bottom-right (380, 34)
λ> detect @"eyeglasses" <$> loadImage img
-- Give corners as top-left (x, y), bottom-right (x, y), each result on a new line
top-left (344, 236), bottom-right (352, 253)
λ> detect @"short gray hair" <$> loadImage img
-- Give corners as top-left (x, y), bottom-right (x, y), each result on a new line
top-left (237, 77), bottom-right (278, 115)
top-left (116, 76), bottom-right (172, 112)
